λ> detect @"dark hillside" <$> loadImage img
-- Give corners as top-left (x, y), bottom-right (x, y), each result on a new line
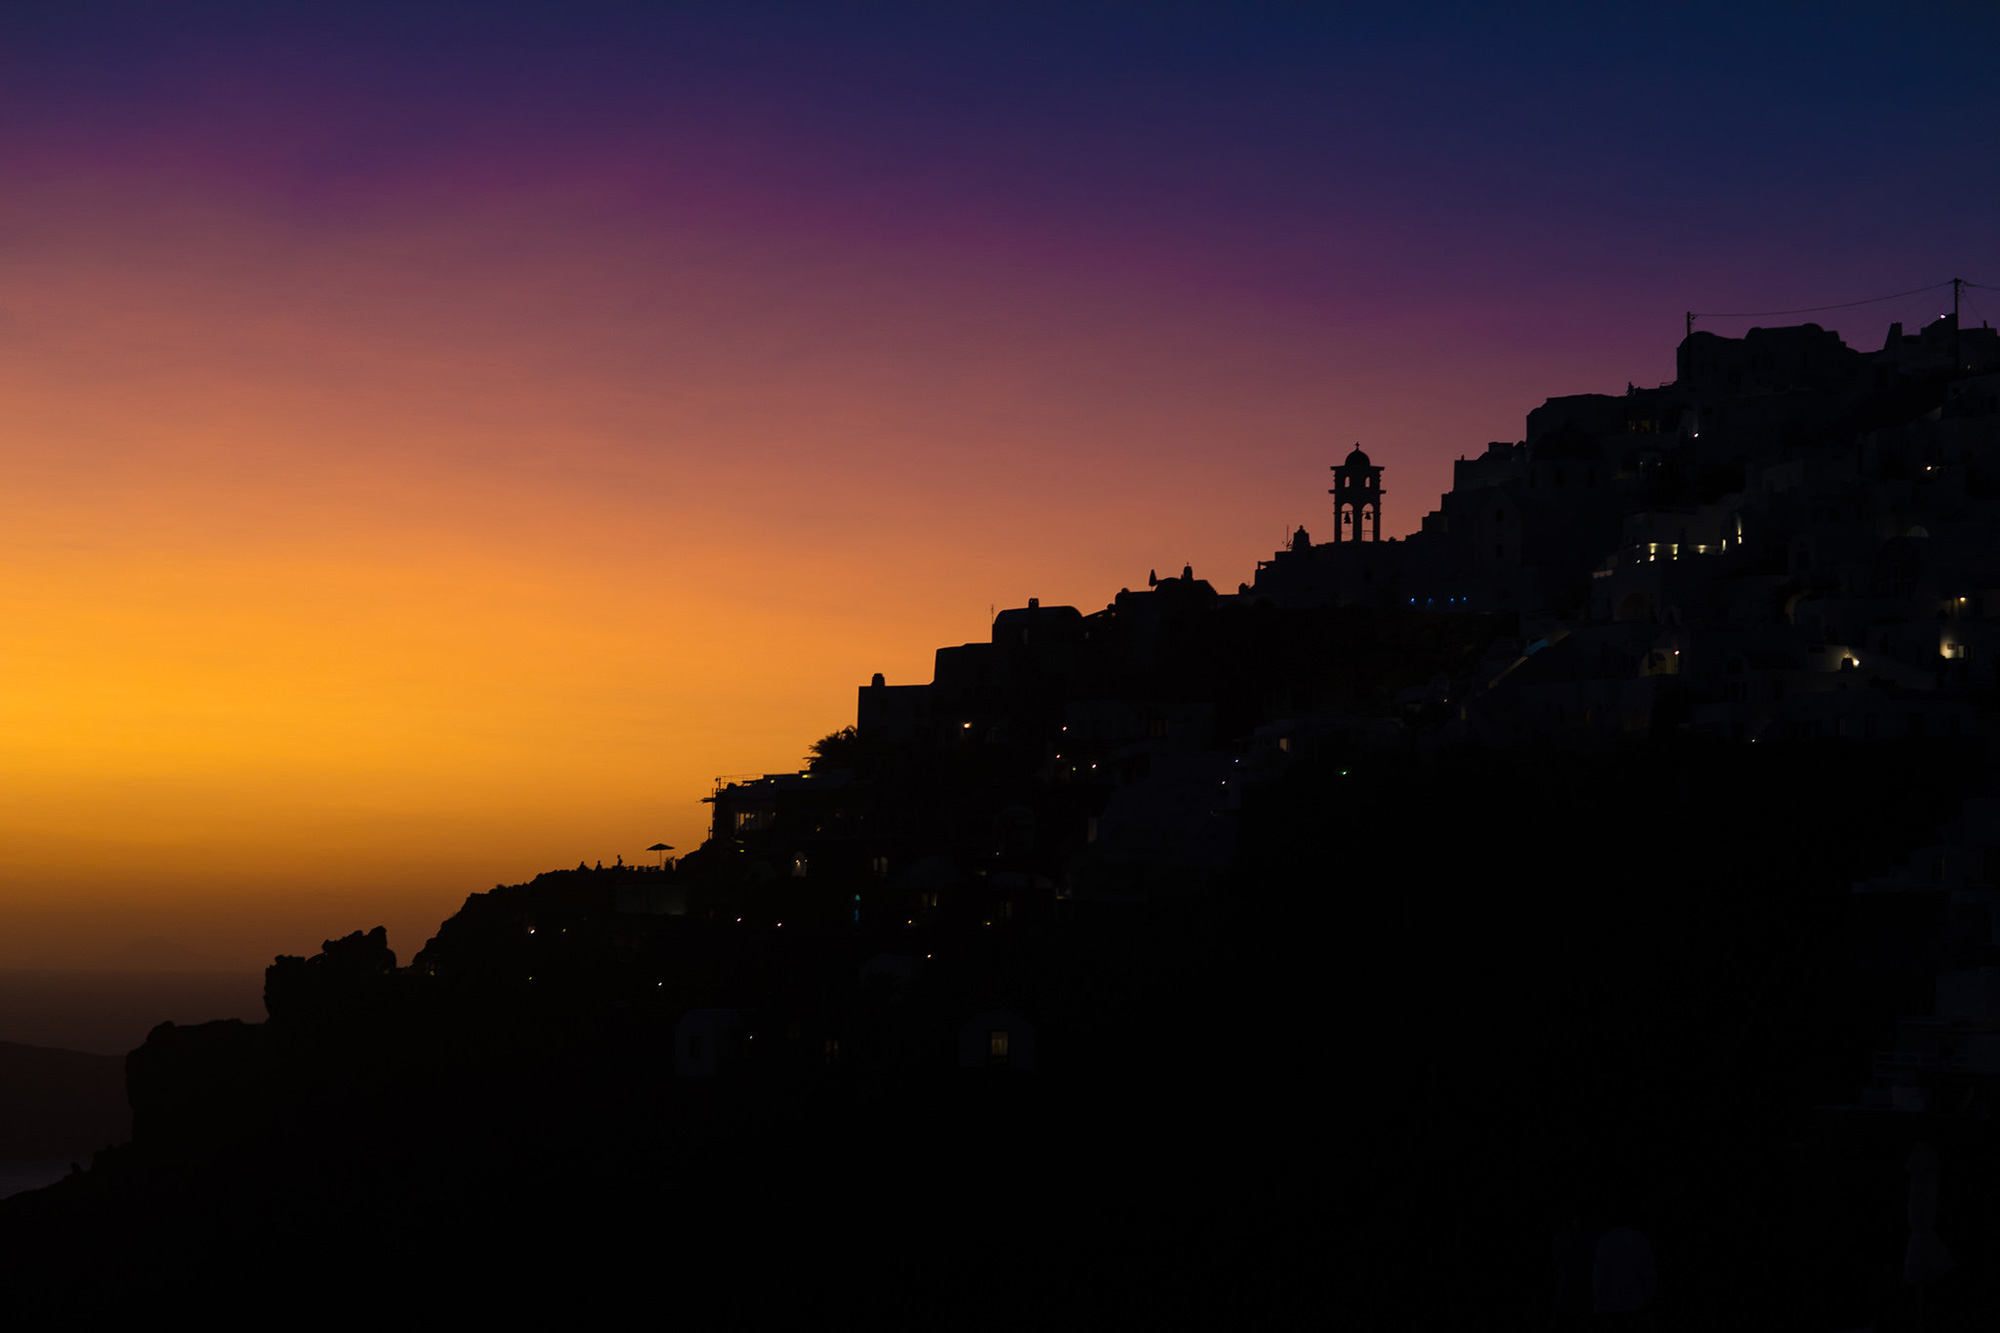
top-left (2, 741), bottom-right (1993, 1324)
top-left (1237, 738), bottom-right (2000, 1325)
top-left (0, 1041), bottom-right (128, 1160)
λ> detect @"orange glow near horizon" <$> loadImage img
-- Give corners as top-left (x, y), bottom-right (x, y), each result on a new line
top-left (3, 181), bottom-right (1557, 969)
top-left (6, 5), bottom-right (1994, 976)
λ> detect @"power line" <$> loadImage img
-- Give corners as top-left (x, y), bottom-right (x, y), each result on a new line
top-left (1691, 280), bottom-right (1952, 322)
top-left (1680, 276), bottom-right (2000, 370)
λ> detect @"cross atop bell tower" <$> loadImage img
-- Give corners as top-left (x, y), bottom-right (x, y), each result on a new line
top-left (1329, 443), bottom-right (1383, 542)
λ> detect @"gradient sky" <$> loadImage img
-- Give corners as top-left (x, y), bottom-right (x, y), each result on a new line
top-left (5, 2), bottom-right (1999, 970)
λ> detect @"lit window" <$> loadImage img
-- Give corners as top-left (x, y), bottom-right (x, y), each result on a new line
top-left (790, 856), bottom-right (809, 878)
top-left (989, 1029), bottom-right (1010, 1061)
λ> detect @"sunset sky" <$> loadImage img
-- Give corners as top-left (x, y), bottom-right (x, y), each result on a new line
top-left (5, 3), bottom-right (1999, 969)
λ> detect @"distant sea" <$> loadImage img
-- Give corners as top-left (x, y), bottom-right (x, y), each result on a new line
top-left (0, 969), bottom-right (264, 1056)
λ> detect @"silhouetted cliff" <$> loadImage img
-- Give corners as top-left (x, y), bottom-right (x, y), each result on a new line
top-left (6, 736), bottom-right (1999, 1322)
top-left (12, 318), bottom-right (2000, 1321)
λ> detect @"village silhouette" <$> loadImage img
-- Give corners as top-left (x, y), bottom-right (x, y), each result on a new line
top-left (8, 300), bottom-right (2000, 1323)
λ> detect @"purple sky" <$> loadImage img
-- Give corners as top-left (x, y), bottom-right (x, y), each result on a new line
top-left (5, 2), bottom-right (1998, 969)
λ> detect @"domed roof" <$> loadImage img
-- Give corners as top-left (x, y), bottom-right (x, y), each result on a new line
top-left (1343, 444), bottom-right (1372, 468)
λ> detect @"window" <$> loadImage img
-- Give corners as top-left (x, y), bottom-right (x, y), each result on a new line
top-left (790, 856), bottom-right (809, 878)
top-left (870, 855), bottom-right (889, 876)
top-left (989, 1030), bottom-right (1011, 1061)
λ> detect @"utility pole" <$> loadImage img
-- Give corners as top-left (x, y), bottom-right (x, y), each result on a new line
top-left (1684, 310), bottom-right (1694, 341)
top-left (1953, 277), bottom-right (1964, 374)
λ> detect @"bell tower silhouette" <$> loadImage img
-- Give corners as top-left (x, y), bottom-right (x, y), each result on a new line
top-left (1329, 443), bottom-right (1383, 542)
